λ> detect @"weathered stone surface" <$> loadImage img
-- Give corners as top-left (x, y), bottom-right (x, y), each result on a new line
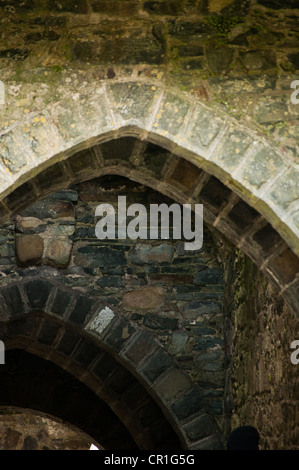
top-left (240, 146), bottom-right (286, 191)
top-left (129, 243), bottom-right (174, 265)
top-left (96, 276), bottom-right (124, 287)
top-left (268, 168), bottom-right (299, 211)
top-left (0, 242), bottom-right (14, 258)
top-left (171, 389), bottom-right (204, 421)
top-left (122, 286), bottom-right (165, 310)
top-left (49, 190), bottom-right (78, 203)
top-left (0, 410), bottom-right (93, 450)
top-left (15, 234), bottom-right (44, 265)
top-left (256, 0), bottom-right (298, 8)
top-left (213, 129), bottom-right (251, 169)
top-left (183, 105), bottom-right (224, 155)
top-left (3, 429), bottom-right (22, 449)
top-left (73, 338), bottom-right (100, 367)
top-left (49, 102), bottom-right (86, 145)
top-left (169, 330), bottom-right (189, 353)
top-left (22, 436), bottom-right (38, 450)
top-left (183, 414), bottom-right (216, 442)
top-left (141, 349), bottom-right (173, 382)
top-left (25, 279), bottom-right (52, 310)
top-left (47, 0), bottom-right (89, 13)
top-left (168, 21), bottom-right (212, 38)
top-left (239, 50), bottom-right (276, 71)
top-left (91, 0), bottom-right (139, 16)
top-left (68, 295), bottom-right (94, 325)
top-left (143, 1), bottom-right (182, 15)
top-left (103, 317), bottom-right (136, 352)
top-left (43, 238), bottom-right (72, 267)
top-left (14, 115), bottom-right (62, 161)
top-left (206, 47), bottom-right (234, 74)
top-left (0, 285), bottom-right (24, 317)
top-left (123, 331), bottom-right (156, 365)
top-left (15, 216), bottom-right (46, 234)
top-left (101, 137), bottom-right (136, 163)
top-left (71, 21), bottom-right (165, 65)
top-left (193, 336), bottom-right (224, 351)
top-left (144, 312), bottom-right (178, 330)
top-left (6, 316), bottom-right (37, 338)
top-left (20, 199), bottom-right (74, 219)
top-left (167, 158), bottom-right (201, 189)
top-left (50, 288), bottom-right (74, 317)
top-left (255, 96), bottom-right (289, 124)
top-left (194, 268), bottom-right (224, 285)
top-left (75, 246), bottom-right (126, 268)
top-left (152, 92), bottom-right (190, 139)
top-left (227, 200), bottom-right (259, 230)
top-left (76, 92), bottom-right (115, 139)
top-left (140, 142), bottom-right (170, 177)
top-left (86, 306), bottom-right (115, 336)
top-left (0, 0), bottom-right (298, 443)
top-left (0, 132), bottom-right (28, 174)
top-left (107, 82), bottom-right (161, 128)
top-left (37, 319), bottom-right (60, 346)
top-left (154, 368), bottom-right (191, 401)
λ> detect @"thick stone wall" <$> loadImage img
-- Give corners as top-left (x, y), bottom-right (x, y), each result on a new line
top-left (0, 0), bottom-right (298, 160)
top-left (0, 0), bottom-right (298, 450)
top-left (1, 174), bottom-right (299, 448)
top-left (0, 175), bottom-right (228, 434)
top-left (226, 249), bottom-right (299, 450)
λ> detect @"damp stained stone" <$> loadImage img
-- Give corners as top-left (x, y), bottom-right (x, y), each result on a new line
top-left (143, 1), bottom-right (181, 15)
top-left (206, 47), bottom-right (234, 74)
top-left (0, 49), bottom-right (29, 61)
top-left (171, 388), bottom-right (204, 421)
top-left (43, 238), bottom-right (73, 268)
top-left (128, 243), bottom-right (174, 265)
top-left (68, 295), bottom-right (94, 325)
top-left (170, 330), bottom-right (189, 354)
top-left (71, 24), bottom-right (166, 65)
top-left (47, 0), bottom-right (89, 13)
top-left (193, 336), bottom-right (224, 351)
top-left (256, 0), bottom-right (298, 8)
top-left (75, 246), bottom-right (126, 268)
top-left (142, 349), bottom-right (173, 382)
top-left (0, 285), bottom-right (23, 317)
top-left (25, 279), bottom-right (52, 310)
top-left (168, 21), bottom-right (212, 38)
top-left (15, 234), bottom-right (44, 265)
top-left (50, 288), bottom-right (73, 317)
top-left (194, 268), bottom-right (224, 285)
top-left (143, 313), bottom-right (178, 330)
top-left (122, 286), bottom-right (165, 310)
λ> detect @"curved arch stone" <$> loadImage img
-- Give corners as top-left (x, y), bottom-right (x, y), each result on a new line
top-left (0, 277), bottom-right (222, 450)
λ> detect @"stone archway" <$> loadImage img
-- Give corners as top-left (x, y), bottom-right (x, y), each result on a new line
top-left (0, 77), bottom-right (298, 450)
top-left (0, 279), bottom-right (222, 450)
top-left (0, 118), bottom-right (298, 318)
top-left (0, 78), bottom-right (298, 256)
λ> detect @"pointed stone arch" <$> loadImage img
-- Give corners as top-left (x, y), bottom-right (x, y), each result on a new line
top-left (0, 88), bottom-right (298, 317)
top-left (0, 79), bottom-right (298, 255)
